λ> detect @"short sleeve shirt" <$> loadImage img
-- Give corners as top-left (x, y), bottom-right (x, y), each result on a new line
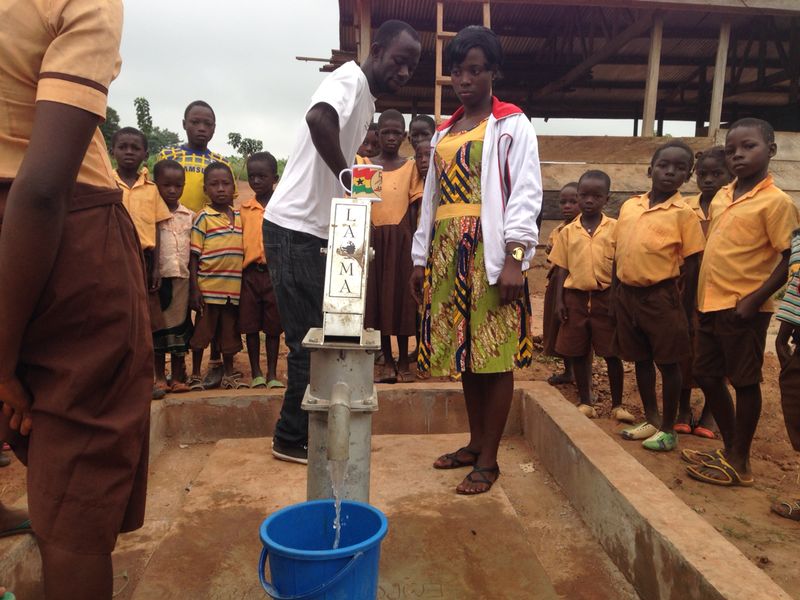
top-left (698, 175), bottom-right (800, 313)
top-left (159, 204), bottom-right (195, 279)
top-left (614, 192), bottom-right (706, 287)
top-left (776, 230), bottom-right (800, 327)
top-left (0, 0), bottom-right (123, 188)
top-left (240, 198), bottom-right (267, 268)
top-left (157, 146), bottom-right (231, 213)
top-left (190, 207), bottom-right (244, 305)
top-left (265, 61), bottom-right (376, 239)
top-left (114, 168), bottom-right (171, 250)
top-left (549, 214), bottom-right (616, 291)
top-left (363, 159), bottom-right (423, 227)
top-left (684, 193), bottom-right (711, 237)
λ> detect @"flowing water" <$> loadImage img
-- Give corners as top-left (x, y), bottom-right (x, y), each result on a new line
top-left (328, 458), bottom-right (348, 549)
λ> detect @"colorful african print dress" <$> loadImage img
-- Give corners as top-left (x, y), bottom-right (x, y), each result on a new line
top-left (417, 120), bottom-right (533, 377)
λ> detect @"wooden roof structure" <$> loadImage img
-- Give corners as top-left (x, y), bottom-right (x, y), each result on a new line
top-left (323, 0), bottom-right (800, 135)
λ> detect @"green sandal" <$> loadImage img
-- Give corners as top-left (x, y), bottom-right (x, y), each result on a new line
top-left (642, 431), bottom-right (678, 452)
top-left (433, 447), bottom-right (480, 470)
top-left (267, 379), bottom-right (285, 389)
top-left (250, 376), bottom-right (267, 389)
top-left (456, 465), bottom-right (500, 495)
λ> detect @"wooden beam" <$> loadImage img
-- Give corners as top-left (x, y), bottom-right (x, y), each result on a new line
top-left (483, 1), bottom-right (491, 28)
top-left (535, 12), bottom-right (655, 98)
top-left (356, 0), bottom-right (371, 64)
top-left (641, 18), bottom-right (663, 137)
top-left (709, 20), bottom-right (732, 138)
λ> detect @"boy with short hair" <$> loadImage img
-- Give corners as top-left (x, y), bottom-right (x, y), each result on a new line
top-left (357, 122), bottom-right (380, 159)
top-left (551, 170), bottom-right (633, 423)
top-left (159, 100), bottom-right (233, 388)
top-left (686, 118), bottom-right (799, 486)
top-left (613, 141), bottom-right (706, 452)
top-left (188, 162), bottom-right (246, 390)
top-left (240, 152), bottom-right (284, 389)
top-left (152, 159), bottom-right (194, 392)
top-left (409, 114), bottom-right (436, 151)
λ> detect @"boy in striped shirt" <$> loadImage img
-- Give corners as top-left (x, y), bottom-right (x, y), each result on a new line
top-left (188, 162), bottom-right (246, 389)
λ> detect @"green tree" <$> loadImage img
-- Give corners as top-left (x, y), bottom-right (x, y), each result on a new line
top-left (100, 106), bottom-right (120, 148)
top-left (228, 132), bottom-right (264, 178)
top-left (133, 96), bottom-right (181, 156)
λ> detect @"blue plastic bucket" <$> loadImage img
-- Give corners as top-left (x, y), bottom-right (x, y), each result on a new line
top-left (259, 499), bottom-right (388, 600)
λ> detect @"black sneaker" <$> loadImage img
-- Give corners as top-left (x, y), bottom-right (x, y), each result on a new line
top-left (271, 439), bottom-right (308, 464)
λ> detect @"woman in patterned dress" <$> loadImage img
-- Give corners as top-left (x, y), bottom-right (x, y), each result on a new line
top-left (410, 26), bottom-right (543, 494)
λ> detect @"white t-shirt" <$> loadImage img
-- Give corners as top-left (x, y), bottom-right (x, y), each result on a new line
top-left (265, 61), bottom-right (376, 239)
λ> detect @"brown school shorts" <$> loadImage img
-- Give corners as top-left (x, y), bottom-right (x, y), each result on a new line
top-left (780, 346), bottom-right (800, 451)
top-left (613, 279), bottom-right (691, 364)
top-left (0, 181), bottom-right (152, 555)
top-left (555, 288), bottom-right (616, 358)
top-left (239, 263), bottom-right (283, 336)
top-left (190, 301), bottom-right (243, 355)
top-left (693, 309), bottom-right (771, 388)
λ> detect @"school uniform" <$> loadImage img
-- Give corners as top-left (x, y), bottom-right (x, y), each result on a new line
top-left (684, 193), bottom-right (711, 237)
top-left (154, 204), bottom-right (195, 355)
top-left (613, 192), bottom-right (705, 364)
top-left (695, 175), bottom-right (799, 387)
top-left (542, 223), bottom-right (567, 357)
top-left (362, 158), bottom-right (423, 336)
top-left (239, 197), bottom-right (282, 336)
top-left (189, 206), bottom-right (244, 354)
top-left (115, 168), bottom-right (171, 331)
top-left (776, 230), bottom-right (800, 450)
top-left (549, 214), bottom-right (617, 357)
top-left (0, 0), bottom-right (151, 554)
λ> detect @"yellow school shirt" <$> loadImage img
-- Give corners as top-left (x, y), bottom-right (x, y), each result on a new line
top-left (114, 168), bottom-right (171, 250)
top-left (697, 174), bottom-right (799, 313)
top-left (614, 192), bottom-right (705, 287)
top-left (0, 0), bottom-right (122, 189)
top-left (157, 145), bottom-right (231, 213)
top-left (684, 193), bottom-right (711, 237)
top-left (549, 214), bottom-right (616, 291)
top-left (240, 197), bottom-right (267, 268)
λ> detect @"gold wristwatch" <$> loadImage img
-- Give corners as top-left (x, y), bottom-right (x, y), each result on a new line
top-left (507, 246), bottom-right (525, 261)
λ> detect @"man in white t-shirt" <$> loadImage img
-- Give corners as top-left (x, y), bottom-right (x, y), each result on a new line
top-left (264, 20), bottom-right (421, 463)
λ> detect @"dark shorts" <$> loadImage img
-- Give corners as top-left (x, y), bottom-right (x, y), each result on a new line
top-left (613, 279), bottom-right (690, 364)
top-left (0, 181), bottom-right (152, 555)
top-left (239, 263), bottom-right (283, 336)
top-left (780, 346), bottom-right (800, 451)
top-left (190, 301), bottom-right (242, 355)
top-left (694, 309), bottom-right (771, 388)
top-left (555, 288), bottom-right (616, 358)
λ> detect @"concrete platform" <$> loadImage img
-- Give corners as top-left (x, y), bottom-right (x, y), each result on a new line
top-left (112, 435), bottom-right (585, 599)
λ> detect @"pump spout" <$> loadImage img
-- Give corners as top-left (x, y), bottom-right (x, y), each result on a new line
top-left (327, 382), bottom-right (351, 462)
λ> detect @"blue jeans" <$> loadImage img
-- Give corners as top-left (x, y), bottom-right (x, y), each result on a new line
top-left (263, 220), bottom-right (326, 445)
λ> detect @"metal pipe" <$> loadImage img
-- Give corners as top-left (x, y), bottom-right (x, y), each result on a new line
top-left (327, 382), bottom-right (351, 462)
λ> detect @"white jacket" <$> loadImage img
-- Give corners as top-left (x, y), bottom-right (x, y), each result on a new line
top-left (411, 97), bottom-right (543, 285)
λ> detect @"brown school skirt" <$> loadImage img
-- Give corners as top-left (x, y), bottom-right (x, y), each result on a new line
top-left (0, 181), bottom-right (152, 555)
top-left (542, 267), bottom-right (563, 357)
top-left (365, 215), bottom-right (417, 337)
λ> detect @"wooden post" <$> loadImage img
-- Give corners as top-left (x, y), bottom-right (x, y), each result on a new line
top-left (356, 0), bottom-right (372, 65)
top-left (708, 21), bottom-right (731, 138)
top-left (641, 17), bottom-right (663, 137)
top-left (435, 2), bottom-right (444, 122)
top-left (483, 1), bottom-right (491, 28)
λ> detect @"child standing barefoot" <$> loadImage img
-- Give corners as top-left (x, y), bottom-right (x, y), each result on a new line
top-left (675, 146), bottom-right (731, 438)
top-left (544, 183), bottom-right (579, 385)
top-left (240, 153), bottom-right (284, 389)
top-left (188, 163), bottom-right (246, 389)
top-left (152, 160), bottom-right (194, 392)
top-left (364, 109), bottom-right (423, 383)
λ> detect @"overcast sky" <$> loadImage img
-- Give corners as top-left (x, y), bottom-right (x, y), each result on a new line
top-left (109, 1), bottom-right (695, 159)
